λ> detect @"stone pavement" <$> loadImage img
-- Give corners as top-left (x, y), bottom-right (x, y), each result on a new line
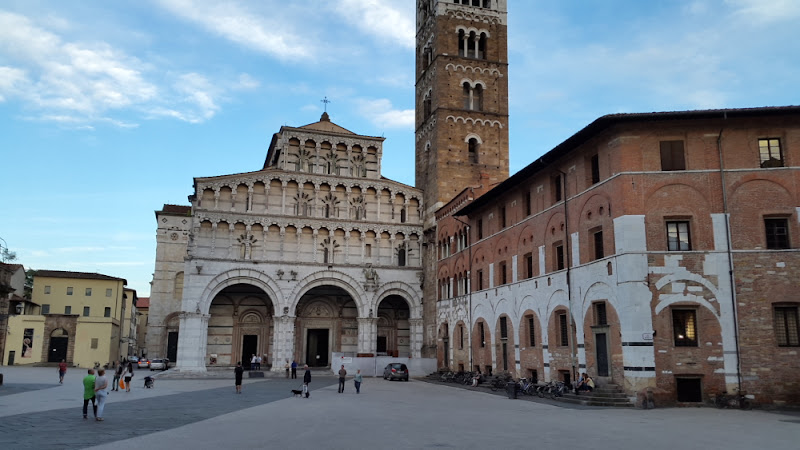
top-left (1, 367), bottom-right (798, 449)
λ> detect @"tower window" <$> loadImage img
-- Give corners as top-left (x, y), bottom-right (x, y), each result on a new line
top-left (552, 174), bottom-right (562, 203)
top-left (759, 138), bottom-right (783, 168)
top-left (458, 29), bottom-right (465, 57)
top-left (462, 82), bottom-right (471, 109)
top-left (765, 218), bottom-right (790, 249)
top-left (475, 84), bottom-right (483, 110)
top-left (478, 33), bottom-right (487, 60)
top-left (590, 153), bottom-right (600, 184)
top-left (423, 92), bottom-right (432, 118)
top-left (468, 138), bottom-right (479, 163)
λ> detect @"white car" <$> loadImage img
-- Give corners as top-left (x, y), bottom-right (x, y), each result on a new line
top-left (149, 358), bottom-right (169, 371)
top-left (137, 359), bottom-right (150, 369)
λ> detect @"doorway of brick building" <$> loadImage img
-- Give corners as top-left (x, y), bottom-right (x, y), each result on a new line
top-left (676, 377), bottom-right (703, 403)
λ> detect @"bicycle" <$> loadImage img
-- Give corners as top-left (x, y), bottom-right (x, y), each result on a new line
top-left (489, 373), bottom-right (512, 391)
top-left (714, 389), bottom-right (752, 410)
top-left (517, 377), bottom-right (536, 395)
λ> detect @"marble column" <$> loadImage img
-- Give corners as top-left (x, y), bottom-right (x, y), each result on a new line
top-left (270, 315), bottom-right (297, 372)
top-left (357, 318), bottom-right (377, 354)
top-left (176, 312), bottom-right (210, 372)
top-left (409, 318), bottom-right (423, 358)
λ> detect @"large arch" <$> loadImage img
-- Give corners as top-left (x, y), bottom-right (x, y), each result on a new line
top-left (197, 268), bottom-right (282, 316)
top-left (287, 270), bottom-right (367, 317)
top-left (372, 281), bottom-right (422, 319)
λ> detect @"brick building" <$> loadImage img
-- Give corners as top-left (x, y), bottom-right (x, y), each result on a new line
top-left (434, 107), bottom-right (800, 407)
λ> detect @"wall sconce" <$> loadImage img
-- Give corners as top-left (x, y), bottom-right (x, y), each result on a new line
top-left (196, 265), bottom-right (203, 274)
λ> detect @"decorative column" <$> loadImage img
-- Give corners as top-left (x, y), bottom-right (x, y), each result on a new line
top-left (345, 187), bottom-right (352, 220)
top-left (270, 315), bottom-right (297, 372)
top-left (389, 236), bottom-right (396, 265)
top-left (227, 223), bottom-right (235, 259)
top-left (175, 311), bottom-right (210, 372)
top-left (312, 229), bottom-right (319, 262)
top-left (210, 222), bottom-right (217, 256)
top-left (408, 318), bottom-right (423, 358)
top-left (296, 228), bottom-right (302, 261)
top-left (313, 185), bottom-right (321, 217)
top-left (357, 317), bottom-right (377, 355)
top-left (213, 189), bottom-right (220, 209)
top-left (230, 191), bottom-right (237, 211)
top-left (247, 185), bottom-right (254, 212)
top-left (281, 180), bottom-right (287, 215)
top-left (343, 233), bottom-right (350, 264)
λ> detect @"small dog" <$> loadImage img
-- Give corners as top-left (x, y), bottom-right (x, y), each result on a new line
top-left (143, 376), bottom-right (154, 389)
top-left (291, 389), bottom-right (303, 397)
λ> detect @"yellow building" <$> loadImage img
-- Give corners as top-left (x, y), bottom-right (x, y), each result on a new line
top-left (3, 270), bottom-right (132, 368)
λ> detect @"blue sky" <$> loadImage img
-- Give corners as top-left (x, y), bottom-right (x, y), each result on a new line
top-left (2, 0), bottom-right (799, 296)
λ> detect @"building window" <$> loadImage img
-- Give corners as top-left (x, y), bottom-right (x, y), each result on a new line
top-left (667, 221), bottom-right (692, 251)
top-left (398, 248), bottom-right (407, 267)
top-left (527, 316), bottom-right (535, 346)
top-left (524, 253), bottom-right (533, 279)
top-left (499, 261), bottom-right (507, 285)
top-left (104, 307), bottom-right (111, 318)
top-left (672, 309), bottom-right (698, 347)
top-left (558, 313), bottom-right (569, 346)
top-left (525, 192), bottom-right (532, 216)
top-left (765, 218), bottom-right (790, 249)
top-left (593, 229), bottom-right (604, 260)
top-left (477, 269), bottom-right (484, 291)
top-left (91, 338), bottom-right (98, 349)
top-left (83, 306), bottom-right (90, 317)
top-left (595, 302), bottom-right (608, 326)
top-left (499, 206), bottom-right (506, 228)
top-left (365, 244), bottom-right (372, 257)
top-left (479, 322), bottom-right (485, 347)
top-left (477, 219), bottom-right (483, 239)
top-left (555, 244), bottom-right (565, 271)
top-left (44, 285), bottom-right (51, 294)
top-left (774, 305), bottom-right (799, 347)
top-left (42, 304), bottom-right (50, 314)
top-left (85, 288), bottom-right (92, 296)
top-left (660, 140), bottom-right (686, 171)
top-left (65, 306), bottom-right (72, 315)
top-left (460, 325), bottom-right (464, 349)
top-left (67, 287), bottom-right (73, 296)
top-left (590, 153), bottom-right (600, 184)
top-left (468, 138), bottom-right (479, 164)
top-left (500, 316), bottom-right (508, 339)
top-left (106, 288), bottom-right (113, 297)
top-left (759, 138), bottom-right (783, 168)
top-left (553, 174), bottom-right (562, 203)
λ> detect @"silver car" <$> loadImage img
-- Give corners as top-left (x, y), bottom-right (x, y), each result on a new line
top-left (149, 358), bottom-right (169, 371)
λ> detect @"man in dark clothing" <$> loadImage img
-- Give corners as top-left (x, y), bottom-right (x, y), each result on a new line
top-left (338, 365), bottom-right (347, 393)
top-left (291, 360), bottom-right (298, 379)
top-left (234, 362), bottom-right (244, 394)
top-left (302, 365), bottom-right (311, 398)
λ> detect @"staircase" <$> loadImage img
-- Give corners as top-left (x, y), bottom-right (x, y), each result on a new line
top-left (557, 383), bottom-right (634, 407)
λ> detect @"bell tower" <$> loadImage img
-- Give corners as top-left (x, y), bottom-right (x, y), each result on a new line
top-left (415, 0), bottom-right (510, 221)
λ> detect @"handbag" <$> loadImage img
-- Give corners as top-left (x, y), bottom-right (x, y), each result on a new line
top-left (119, 379), bottom-right (125, 389)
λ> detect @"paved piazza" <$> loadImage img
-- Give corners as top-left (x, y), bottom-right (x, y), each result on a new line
top-left (0, 367), bottom-right (797, 449)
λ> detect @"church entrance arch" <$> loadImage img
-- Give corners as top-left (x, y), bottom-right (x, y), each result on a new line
top-left (295, 285), bottom-right (358, 367)
top-left (207, 283), bottom-right (274, 368)
top-left (376, 295), bottom-right (411, 357)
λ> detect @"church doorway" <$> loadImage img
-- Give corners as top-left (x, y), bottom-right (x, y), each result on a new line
top-left (167, 331), bottom-right (179, 362)
top-left (206, 283), bottom-right (274, 367)
top-left (306, 329), bottom-right (329, 367)
top-left (376, 295), bottom-right (410, 357)
top-left (241, 335), bottom-right (258, 369)
top-left (295, 285), bottom-right (359, 367)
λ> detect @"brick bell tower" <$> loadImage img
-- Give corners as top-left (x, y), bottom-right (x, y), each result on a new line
top-left (415, 0), bottom-right (510, 220)
top-left (415, 0), bottom-right (510, 359)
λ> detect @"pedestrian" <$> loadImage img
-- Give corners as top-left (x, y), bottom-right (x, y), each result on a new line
top-left (250, 354), bottom-right (257, 371)
top-left (94, 368), bottom-right (109, 421)
top-left (302, 365), bottom-right (311, 398)
top-left (284, 360), bottom-right (290, 378)
top-left (234, 361), bottom-right (244, 394)
top-left (58, 359), bottom-right (67, 384)
top-left (124, 361), bottom-right (134, 392)
top-left (291, 360), bottom-right (297, 379)
top-left (354, 369), bottom-right (363, 394)
top-left (256, 355), bottom-right (262, 370)
top-left (82, 369), bottom-right (97, 419)
top-left (338, 365), bottom-right (347, 393)
top-left (112, 363), bottom-right (123, 391)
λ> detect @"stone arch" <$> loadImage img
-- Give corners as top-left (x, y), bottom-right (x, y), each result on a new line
top-left (463, 133), bottom-right (482, 144)
top-left (287, 270), bottom-right (367, 317)
top-left (372, 281), bottom-right (422, 320)
top-left (198, 268), bottom-right (282, 316)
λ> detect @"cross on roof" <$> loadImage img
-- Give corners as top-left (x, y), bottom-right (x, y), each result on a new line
top-left (321, 96), bottom-right (331, 112)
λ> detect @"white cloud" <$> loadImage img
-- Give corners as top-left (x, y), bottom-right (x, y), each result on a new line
top-left (155, 0), bottom-right (314, 59)
top-left (726, 0), bottom-right (800, 23)
top-left (234, 73), bottom-right (260, 90)
top-left (355, 98), bottom-right (414, 129)
top-left (0, 66), bottom-right (28, 102)
top-left (332, 0), bottom-right (415, 49)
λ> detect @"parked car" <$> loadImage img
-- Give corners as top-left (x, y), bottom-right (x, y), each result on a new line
top-left (383, 363), bottom-right (409, 381)
top-left (150, 358), bottom-right (169, 371)
top-left (127, 356), bottom-right (139, 363)
top-left (137, 358), bottom-right (150, 369)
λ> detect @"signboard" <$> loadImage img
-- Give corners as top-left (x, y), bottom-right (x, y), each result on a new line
top-left (340, 356), bottom-right (353, 364)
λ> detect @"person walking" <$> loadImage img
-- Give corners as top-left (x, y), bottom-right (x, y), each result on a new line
top-left (82, 369), bottom-right (97, 419)
top-left (338, 365), bottom-right (347, 393)
top-left (58, 359), bottom-right (67, 384)
top-left (353, 369), bottom-right (363, 394)
top-left (94, 368), bottom-right (109, 421)
top-left (124, 361), bottom-right (134, 392)
top-left (234, 361), bottom-right (244, 394)
top-left (256, 355), bottom-right (262, 370)
top-left (112, 363), bottom-right (123, 392)
top-left (284, 360), bottom-right (290, 378)
top-left (302, 365), bottom-right (311, 398)
top-left (291, 360), bottom-right (298, 379)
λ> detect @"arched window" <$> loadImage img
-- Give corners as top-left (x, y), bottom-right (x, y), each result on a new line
top-left (423, 93), bottom-right (432, 118)
top-left (398, 248), bottom-right (406, 267)
top-left (468, 31), bottom-right (477, 58)
top-left (400, 208), bottom-right (407, 223)
top-left (475, 84), bottom-right (483, 111)
top-left (468, 138), bottom-right (480, 163)
top-left (463, 82), bottom-right (471, 109)
top-left (478, 33), bottom-right (487, 59)
top-left (458, 29), bottom-right (466, 57)
top-left (483, 0), bottom-right (491, 7)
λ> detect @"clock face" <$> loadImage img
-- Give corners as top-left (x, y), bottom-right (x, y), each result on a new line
top-left (170, 232), bottom-right (179, 241)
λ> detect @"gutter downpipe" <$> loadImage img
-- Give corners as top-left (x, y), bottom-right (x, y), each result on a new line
top-left (453, 216), bottom-right (473, 372)
top-left (716, 123), bottom-right (744, 395)
top-left (556, 168), bottom-right (578, 383)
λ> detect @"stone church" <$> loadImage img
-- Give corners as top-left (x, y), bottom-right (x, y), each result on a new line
top-left (147, 0), bottom-right (511, 373)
